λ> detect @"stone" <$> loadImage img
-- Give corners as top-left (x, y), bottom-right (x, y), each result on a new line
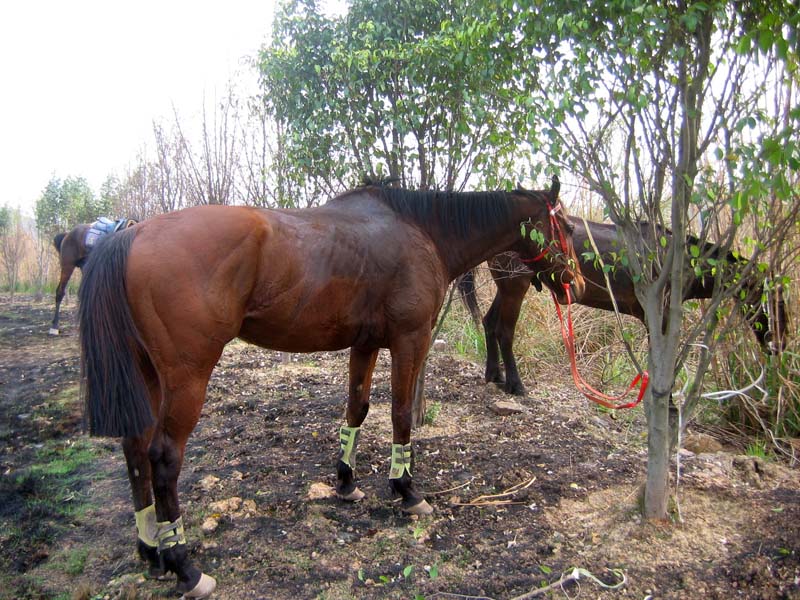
top-left (201, 517), bottom-right (219, 534)
top-left (684, 432), bottom-right (723, 454)
top-left (199, 475), bottom-right (220, 492)
top-left (209, 496), bottom-right (243, 513)
top-left (490, 400), bottom-right (526, 416)
top-left (307, 482), bottom-right (335, 500)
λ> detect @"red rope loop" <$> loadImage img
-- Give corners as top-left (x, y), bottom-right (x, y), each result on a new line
top-left (554, 285), bottom-right (649, 410)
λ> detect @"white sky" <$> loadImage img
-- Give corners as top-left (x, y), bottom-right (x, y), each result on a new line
top-left (0, 0), bottom-right (279, 216)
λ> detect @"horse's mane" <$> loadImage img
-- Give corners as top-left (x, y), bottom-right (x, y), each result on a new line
top-left (359, 178), bottom-right (524, 238)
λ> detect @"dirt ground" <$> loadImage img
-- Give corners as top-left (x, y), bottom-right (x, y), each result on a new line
top-left (1, 293), bottom-right (798, 600)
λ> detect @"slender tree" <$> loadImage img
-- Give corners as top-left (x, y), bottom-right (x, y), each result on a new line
top-left (514, 0), bottom-right (799, 519)
top-left (0, 206), bottom-right (28, 297)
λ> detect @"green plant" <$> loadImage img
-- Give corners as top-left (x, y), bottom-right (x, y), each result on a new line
top-left (423, 401), bottom-right (441, 425)
top-left (745, 439), bottom-right (770, 459)
top-left (50, 547), bottom-right (89, 576)
top-left (453, 319), bottom-right (487, 361)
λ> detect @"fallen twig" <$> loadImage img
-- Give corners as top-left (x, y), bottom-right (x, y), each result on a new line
top-left (427, 567), bottom-right (627, 600)
top-left (510, 567), bottom-right (627, 599)
top-left (451, 476), bottom-right (536, 507)
top-left (427, 477), bottom-right (476, 496)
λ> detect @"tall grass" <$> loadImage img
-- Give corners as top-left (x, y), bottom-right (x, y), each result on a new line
top-left (442, 266), bottom-right (648, 393)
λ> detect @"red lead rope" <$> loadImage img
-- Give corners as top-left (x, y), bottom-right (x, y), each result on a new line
top-left (554, 284), bottom-right (649, 410)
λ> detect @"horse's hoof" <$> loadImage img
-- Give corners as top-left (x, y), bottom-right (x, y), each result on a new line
top-left (506, 384), bottom-right (526, 397)
top-left (48, 328), bottom-right (59, 336)
top-left (180, 573), bottom-right (216, 599)
top-left (338, 487), bottom-right (365, 502)
top-left (405, 498), bottom-right (433, 516)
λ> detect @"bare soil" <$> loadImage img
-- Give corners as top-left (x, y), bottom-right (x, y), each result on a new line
top-left (1, 294), bottom-right (798, 599)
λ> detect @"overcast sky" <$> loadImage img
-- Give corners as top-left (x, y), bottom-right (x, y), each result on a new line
top-left (0, 0), bottom-right (280, 216)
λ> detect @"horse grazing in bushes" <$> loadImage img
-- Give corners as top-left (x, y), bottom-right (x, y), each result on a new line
top-left (78, 178), bottom-right (585, 598)
top-left (459, 218), bottom-right (788, 396)
top-left (50, 218), bottom-right (135, 335)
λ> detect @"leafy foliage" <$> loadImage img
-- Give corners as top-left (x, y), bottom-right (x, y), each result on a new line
top-left (258, 0), bottom-right (539, 197)
top-left (34, 176), bottom-right (110, 234)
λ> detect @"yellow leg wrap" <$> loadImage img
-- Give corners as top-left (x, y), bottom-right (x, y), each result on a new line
top-left (156, 517), bottom-right (186, 551)
top-left (135, 504), bottom-right (158, 547)
top-left (389, 443), bottom-right (412, 479)
top-left (339, 426), bottom-right (361, 470)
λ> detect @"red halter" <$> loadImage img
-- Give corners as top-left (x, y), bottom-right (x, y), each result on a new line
top-left (519, 201), bottom-right (570, 264)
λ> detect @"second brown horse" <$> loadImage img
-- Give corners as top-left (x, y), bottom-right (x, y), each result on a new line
top-left (460, 218), bottom-right (788, 396)
top-left (78, 179), bottom-right (585, 598)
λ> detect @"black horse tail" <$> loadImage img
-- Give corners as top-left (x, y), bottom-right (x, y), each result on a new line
top-left (53, 232), bottom-right (67, 254)
top-left (78, 228), bottom-right (154, 438)
top-left (457, 269), bottom-right (482, 329)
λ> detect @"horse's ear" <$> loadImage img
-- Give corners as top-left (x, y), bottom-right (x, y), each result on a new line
top-left (550, 175), bottom-right (560, 199)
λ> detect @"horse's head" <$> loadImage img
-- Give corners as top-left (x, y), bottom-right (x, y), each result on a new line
top-left (516, 177), bottom-right (585, 304)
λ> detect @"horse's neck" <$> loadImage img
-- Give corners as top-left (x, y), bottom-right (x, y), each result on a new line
top-left (434, 215), bottom-right (525, 282)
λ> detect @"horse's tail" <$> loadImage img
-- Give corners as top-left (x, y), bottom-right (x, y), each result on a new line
top-left (78, 228), bottom-right (154, 438)
top-left (53, 232), bottom-right (67, 254)
top-left (457, 269), bottom-right (482, 329)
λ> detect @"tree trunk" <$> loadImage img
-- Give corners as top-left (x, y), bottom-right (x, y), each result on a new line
top-left (643, 341), bottom-right (673, 520)
top-left (411, 360), bottom-right (428, 429)
top-left (411, 282), bottom-right (458, 428)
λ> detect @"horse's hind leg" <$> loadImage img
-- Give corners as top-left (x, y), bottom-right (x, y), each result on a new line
top-left (149, 379), bottom-right (216, 599)
top-left (50, 265), bottom-right (75, 335)
top-left (337, 347), bottom-right (378, 502)
top-left (483, 295), bottom-right (504, 386)
top-left (496, 285), bottom-right (529, 396)
top-left (122, 433), bottom-right (164, 578)
top-left (118, 365), bottom-right (165, 576)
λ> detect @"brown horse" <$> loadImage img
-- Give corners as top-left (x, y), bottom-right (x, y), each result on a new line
top-left (50, 219), bottom-right (136, 335)
top-left (50, 224), bottom-right (91, 335)
top-left (460, 218), bottom-right (789, 396)
top-left (78, 180), bottom-right (585, 598)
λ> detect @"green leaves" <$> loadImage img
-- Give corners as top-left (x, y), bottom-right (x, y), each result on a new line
top-left (260, 0), bottom-right (537, 190)
top-left (521, 220), bottom-right (546, 247)
top-left (35, 175), bottom-right (104, 234)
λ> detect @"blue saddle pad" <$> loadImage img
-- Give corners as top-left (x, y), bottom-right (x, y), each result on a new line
top-left (85, 218), bottom-right (133, 249)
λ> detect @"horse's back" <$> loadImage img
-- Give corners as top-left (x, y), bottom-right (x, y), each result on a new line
top-left (570, 218), bottom-right (643, 319)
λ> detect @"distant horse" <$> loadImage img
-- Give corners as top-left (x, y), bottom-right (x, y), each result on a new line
top-left (78, 179), bottom-right (585, 598)
top-left (50, 219), bottom-right (136, 335)
top-left (460, 218), bottom-right (789, 396)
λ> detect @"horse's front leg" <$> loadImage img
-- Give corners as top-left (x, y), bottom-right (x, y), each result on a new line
top-left (388, 330), bottom-right (434, 515)
top-left (337, 347), bottom-right (379, 502)
top-left (49, 265), bottom-right (74, 335)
